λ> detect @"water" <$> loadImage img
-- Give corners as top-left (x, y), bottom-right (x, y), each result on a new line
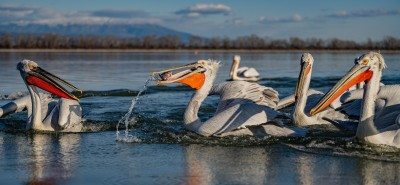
top-left (1, 51), bottom-right (400, 184)
top-left (116, 76), bottom-right (154, 142)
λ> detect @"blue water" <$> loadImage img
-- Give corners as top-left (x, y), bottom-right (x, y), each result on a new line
top-left (0, 51), bottom-right (400, 184)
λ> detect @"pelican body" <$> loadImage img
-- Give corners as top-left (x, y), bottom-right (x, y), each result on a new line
top-left (312, 52), bottom-right (400, 147)
top-left (153, 60), bottom-right (306, 137)
top-left (0, 60), bottom-right (83, 132)
top-left (229, 55), bottom-right (260, 82)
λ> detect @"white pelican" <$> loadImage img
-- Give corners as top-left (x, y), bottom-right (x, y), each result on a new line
top-left (229, 55), bottom-right (260, 82)
top-left (311, 52), bottom-right (400, 147)
top-left (277, 53), bottom-right (358, 128)
top-left (0, 60), bottom-right (83, 132)
top-left (153, 60), bottom-right (306, 137)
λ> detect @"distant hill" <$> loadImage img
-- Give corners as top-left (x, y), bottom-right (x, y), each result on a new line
top-left (0, 23), bottom-right (195, 42)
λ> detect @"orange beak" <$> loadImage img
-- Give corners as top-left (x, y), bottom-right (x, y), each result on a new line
top-left (310, 64), bottom-right (372, 115)
top-left (295, 61), bottom-right (312, 101)
top-left (153, 62), bottom-right (207, 90)
top-left (177, 73), bottom-right (205, 90)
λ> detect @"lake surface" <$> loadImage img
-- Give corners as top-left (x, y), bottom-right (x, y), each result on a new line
top-left (0, 51), bottom-right (400, 184)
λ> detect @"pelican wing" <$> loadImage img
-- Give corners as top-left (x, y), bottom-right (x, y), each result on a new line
top-left (236, 67), bottom-right (248, 75)
top-left (58, 99), bottom-right (82, 130)
top-left (376, 85), bottom-right (400, 106)
top-left (339, 83), bottom-right (387, 117)
top-left (373, 85), bottom-right (400, 130)
top-left (339, 85), bottom-right (400, 141)
top-left (275, 95), bottom-right (296, 110)
top-left (304, 92), bottom-right (325, 113)
top-left (340, 89), bottom-right (364, 103)
top-left (0, 95), bottom-right (30, 117)
top-left (191, 102), bottom-right (280, 136)
top-left (239, 67), bottom-right (260, 78)
top-left (210, 81), bottom-right (279, 114)
top-left (41, 98), bottom-right (82, 131)
top-left (347, 83), bottom-right (400, 147)
top-left (397, 114), bottom-right (400, 125)
top-left (276, 89), bottom-right (323, 110)
top-left (0, 93), bottom-right (54, 118)
top-left (336, 100), bottom-right (362, 120)
top-left (216, 123), bottom-right (307, 137)
top-left (340, 85), bottom-right (400, 121)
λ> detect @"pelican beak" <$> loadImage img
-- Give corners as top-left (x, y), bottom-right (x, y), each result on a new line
top-left (25, 67), bottom-right (83, 101)
top-left (152, 61), bottom-right (207, 90)
top-left (310, 64), bottom-right (372, 115)
top-left (295, 61), bottom-right (312, 101)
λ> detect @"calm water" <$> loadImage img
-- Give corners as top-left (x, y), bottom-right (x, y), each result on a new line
top-left (0, 51), bottom-right (400, 184)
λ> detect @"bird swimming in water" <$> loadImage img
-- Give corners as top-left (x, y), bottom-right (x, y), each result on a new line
top-left (0, 59), bottom-right (83, 132)
top-left (312, 52), bottom-right (400, 147)
top-left (229, 55), bottom-right (260, 82)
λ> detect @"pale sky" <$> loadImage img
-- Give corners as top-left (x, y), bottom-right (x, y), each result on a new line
top-left (0, 0), bottom-right (399, 41)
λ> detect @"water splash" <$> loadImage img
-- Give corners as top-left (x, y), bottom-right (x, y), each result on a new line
top-left (116, 75), bottom-right (155, 142)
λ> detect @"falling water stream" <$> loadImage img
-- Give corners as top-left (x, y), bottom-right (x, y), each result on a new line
top-left (116, 75), bottom-right (155, 142)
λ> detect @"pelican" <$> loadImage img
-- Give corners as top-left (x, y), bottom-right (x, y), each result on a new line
top-left (229, 55), bottom-right (260, 82)
top-left (311, 52), bottom-right (400, 147)
top-left (0, 59), bottom-right (83, 132)
top-left (276, 54), bottom-right (374, 111)
top-left (152, 60), bottom-right (306, 137)
top-left (276, 53), bottom-right (357, 128)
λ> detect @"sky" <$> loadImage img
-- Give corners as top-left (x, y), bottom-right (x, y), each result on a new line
top-left (0, 0), bottom-right (399, 41)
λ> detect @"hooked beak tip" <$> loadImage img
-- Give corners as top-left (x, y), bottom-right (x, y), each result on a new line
top-left (73, 94), bottom-right (80, 101)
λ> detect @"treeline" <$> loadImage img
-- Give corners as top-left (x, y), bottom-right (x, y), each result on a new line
top-left (1, 34), bottom-right (399, 50)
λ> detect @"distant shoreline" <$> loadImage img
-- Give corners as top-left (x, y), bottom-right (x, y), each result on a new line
top-left (0, 49), bottom-right (399, 54)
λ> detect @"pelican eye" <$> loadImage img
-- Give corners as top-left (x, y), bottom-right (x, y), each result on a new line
top-left (198, 60), bottom-right (207, 66)
top-left (360, 59), bottom-right (369, 65)
top-left (28, 63), bottom-right (37, 70)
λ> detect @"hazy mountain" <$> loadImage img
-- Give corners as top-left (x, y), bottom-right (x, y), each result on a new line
top-left (0, 23), bottom-right (194, 42)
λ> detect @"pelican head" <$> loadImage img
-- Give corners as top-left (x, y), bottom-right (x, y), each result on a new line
top-left (295, 53), bottom-right (314, 101)
top-left (153, 59), bottom-right (220, 90)
top-left (17, 59), bottom-right (82, 101)
top-left (310, 52), bottom-right (386, 115)
top-left (234, 55), bottom-right (241, 62)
